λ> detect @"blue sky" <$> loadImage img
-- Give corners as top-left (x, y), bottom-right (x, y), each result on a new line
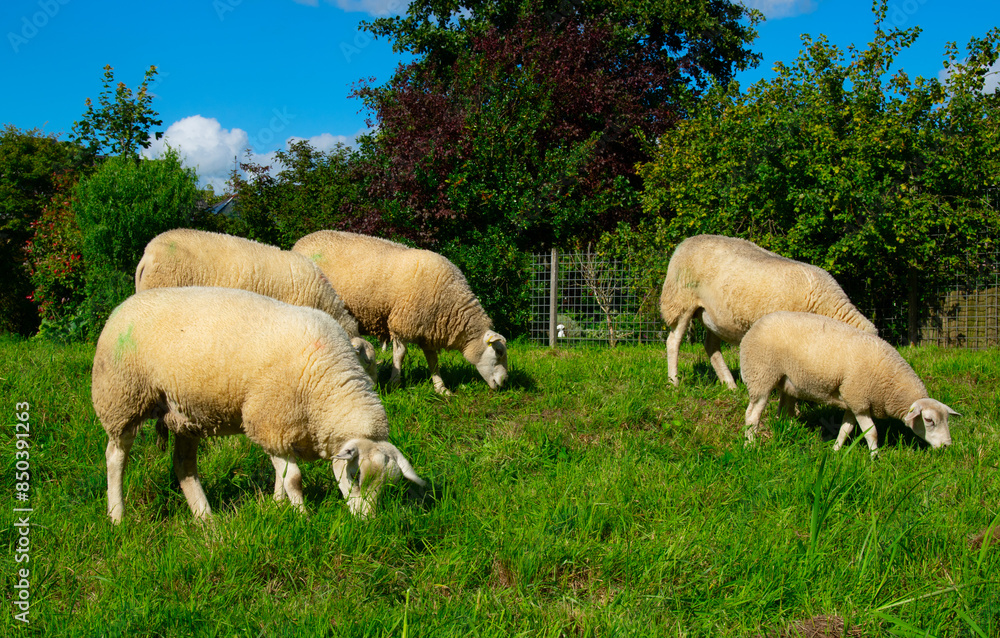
top-left (1, 0), bottom-right (997, 193)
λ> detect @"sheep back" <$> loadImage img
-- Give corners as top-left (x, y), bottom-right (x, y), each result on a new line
top-left (660, 234), bottom-right (875, 343)
top-left (92, 287), bottom-right (387, 459)
top-left (293, 230), bottom-right (493, 351)
top-left (135, 228), bottom-right (361, 338)
top-left (739, 311), bottom-right (926, 420)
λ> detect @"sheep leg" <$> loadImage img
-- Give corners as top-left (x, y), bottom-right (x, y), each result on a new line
top-left (855, 413), bottom-right (880, 459)
top-left (388, 335), bottom-right (407, 390)
top-left (106, 429), bottom-right (137, 523)
top-left (833, 411), bottom-right (857, 451)
top-left (271, 455), bottom-right (305, 512)
top-left (666, 308), bottom-right (697, 386)
top-left (744, 394), bottom-right (770, 445)
top-left (704, 331), bottom-right (738, 390)
top-left (777, 390), bottom-right (797, 419)
top-left (270, 456), bottom-right (287, 501)
top-left (422, 346), bottom-right (453, 396)
top-left (172, 434), bottom-right (212, 520)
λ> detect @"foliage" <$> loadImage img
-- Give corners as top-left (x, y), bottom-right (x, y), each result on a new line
top-left (1, 337), bottom-right (998, 635)
top-left (351, 4), bottom-right (760, 339)
top-left (0, 126), bottom-right (88, 335)
top-left (24, 170), bottom-right (88, 341)
top-left (74, 149), bottom-right (201, 336)
top-left (225, 140), bottom-right (367, 249)
top-left (440, 227), bottom-right (532, 337)
top-left (639, 5), bottom-right (1000, 343)
top-left (70, 65), bottom-right (163, 161)
top-left (355, 2), bottom-right (761, 250)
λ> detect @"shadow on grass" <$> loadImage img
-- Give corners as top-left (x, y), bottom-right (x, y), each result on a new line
top-left (795, 405), bottom-right (931, 452)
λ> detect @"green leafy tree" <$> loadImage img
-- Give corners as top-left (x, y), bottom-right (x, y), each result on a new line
top-left (639, 5), bottom-right (1000, 343)
top-left (353, 1), bottom-right (761, 336)
top-left (226, 140), bottom-right (366, 248)
top-left (74, 148), bottom-right (200, 335)
top-left (71, 65), bottom-right (163, 160)
top-left (0, 126), bottom-right (88, 334)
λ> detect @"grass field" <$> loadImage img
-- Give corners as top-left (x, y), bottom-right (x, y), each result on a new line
top-left (1, 335), bottom-right (998, 636)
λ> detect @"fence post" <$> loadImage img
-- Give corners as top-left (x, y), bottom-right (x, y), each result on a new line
top-left (549, 247), bottom-right (558, 347)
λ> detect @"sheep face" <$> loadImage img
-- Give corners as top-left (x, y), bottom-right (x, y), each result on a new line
top-left (332, 438), bottom-right (426, 517)
top-left (476, 330), bottom-right (508, 390)
top-left (903, 399), bottom-right (959, 449)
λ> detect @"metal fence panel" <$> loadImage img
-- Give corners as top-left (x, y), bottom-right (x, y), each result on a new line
top-left (530, 247), bottom-right (1000, 349)
top-left (529, 250), bottom-right (664, 346)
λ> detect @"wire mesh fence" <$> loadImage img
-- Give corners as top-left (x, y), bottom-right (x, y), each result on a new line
top-left (529, 247), bottom-right (1000, 349)
top-left (917, 250), bottom-right (1000, 348)
top-left (529, 249), bottom-right (665, 346)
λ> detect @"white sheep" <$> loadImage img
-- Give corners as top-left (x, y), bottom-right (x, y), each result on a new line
top-left (660, 234), bottom-right (877, 389)
top-left (739, 311), bottom-right (958, 456)
top-left (92, 286), bottom-right (426, 522)
top-left (135, 228), bottom-right (376, 379)
top-left (292, 230), bottom-right (508, 395)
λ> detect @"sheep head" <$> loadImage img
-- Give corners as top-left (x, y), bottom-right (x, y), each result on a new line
top-left (474, 330), bottom-right (508, 390)
top-left (903, 399), bottom-right (959, 449)
top-left (332, 438), bottom-right (426, 517)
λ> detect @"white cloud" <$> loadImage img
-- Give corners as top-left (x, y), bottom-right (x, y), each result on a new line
top-left (144, 115), bottom-right (252, 194)
top-left (145, 116), bottom-right (372, 194)
top-left (288, 130), bottom-right (369, 153)
top-left (323, 0), bottom-right (408, 16)
top-left (741, 0), bottom-right (819, 19)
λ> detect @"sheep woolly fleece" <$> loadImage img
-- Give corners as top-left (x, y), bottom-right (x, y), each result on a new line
top-left (292, 230), bottom-right (508, 394)
top-left (739, 311), bottom-right (957, 454)
top-left (136, 228), bottom-right (363, 339)
top-left (660, 234), bottom-right (876, 388)
top-left (92, 287), bottom-right (424, 521)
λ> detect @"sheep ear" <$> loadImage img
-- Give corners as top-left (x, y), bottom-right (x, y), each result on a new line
top-left (333, 444), bottom-right (359, 462)
top-left (945, 405), bottom-right (961, 417)
top-left (484, 330), bottom-right (506, 347)
top-left (904, 404), bottom-right (920, 428)
top-left (379, 442), bottom-right (427, 488)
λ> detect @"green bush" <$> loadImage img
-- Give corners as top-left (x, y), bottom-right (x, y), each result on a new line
top-left (441, 227), bottom-right (532, 338)
top-left (74, 149), bottom-right (200, 336)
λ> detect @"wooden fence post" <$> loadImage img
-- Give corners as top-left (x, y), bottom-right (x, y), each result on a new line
top-left (549, 247), bottom-right (558, 347)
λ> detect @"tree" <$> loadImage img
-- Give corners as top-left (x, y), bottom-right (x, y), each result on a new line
top-left (0, 126), bottom-right (88, 334)
top-left (355, 1), bottom-right (761, 249)
top-left (352, 2), bottom-right (760, 336)
top-left (70, 65), bottom-right (163, 161)
top-left (639, 5), bottom-right (1000, 343)
top-left (226, 140), bottom-right (367, 249)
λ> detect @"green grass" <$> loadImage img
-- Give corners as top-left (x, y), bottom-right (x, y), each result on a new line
top-left (1, 335), bottom-right (998, 636)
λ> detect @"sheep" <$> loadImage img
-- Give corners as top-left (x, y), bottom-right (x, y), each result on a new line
top-left (659, 234), bottom-right (877, 389)
top-left (135, 228), bottom-right (377, 380)
top-left (92, 286), bottom-right (426, 522)
top-left (292, 230), bottom-right (508, 395)
top-left (739, 311), bottom-right (958, 457)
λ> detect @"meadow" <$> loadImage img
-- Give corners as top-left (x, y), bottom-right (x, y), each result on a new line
top-left (1, 335), bottom-right (998, 637)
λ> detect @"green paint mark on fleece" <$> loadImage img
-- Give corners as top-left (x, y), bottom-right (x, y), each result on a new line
top-left (311, 253), bottom-right (322, 262)
top-left (114, 323), bottom-right (138, 361)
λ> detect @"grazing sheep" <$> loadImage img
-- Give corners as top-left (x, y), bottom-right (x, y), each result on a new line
top-left (92, 287), bottom-right (425, 522)
top-left (292, 230), bottom-right (508, 395)
top-left (660, 234), bottom-right (876, 389)
top-left (740, 311), bottom-right (958, 457)
top-left (135, 228), bottom-right (376, 379)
